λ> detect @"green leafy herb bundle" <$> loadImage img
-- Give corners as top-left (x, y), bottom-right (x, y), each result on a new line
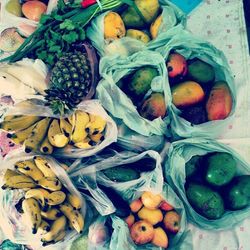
top-left (1, 0), bottom-right (137, 67)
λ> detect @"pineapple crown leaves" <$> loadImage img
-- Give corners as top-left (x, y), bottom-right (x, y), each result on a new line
top-left (49, 100), bottom-right (71, 116)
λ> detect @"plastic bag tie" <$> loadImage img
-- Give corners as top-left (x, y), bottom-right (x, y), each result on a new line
top-left (96, 0), bottom-right (103, 10)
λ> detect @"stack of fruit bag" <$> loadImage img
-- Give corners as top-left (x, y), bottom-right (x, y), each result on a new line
top-left (97, 27), bottom-right (236, 140)
top-left (87, 0), bottom-right (186, 56)
top-left (0, 99), bottom-right (118, 158)
top-left (0, 150), bottom-right (87, 249)
top-left (68, 149), bottom-right (190, 249)
top-left (166, 138), bottom-right (250, 229)
top-left (0, 0), bottom-right (242, 248)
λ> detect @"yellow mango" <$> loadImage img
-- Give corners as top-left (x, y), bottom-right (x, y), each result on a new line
top-left (138, 207), bottom-right (163, 225)
top-left (104, 12), bottom-right (126, 41)
top-left (171, 81), bottom-right (205, 108)
top-left (126, 29), bottom-right (151, 43)
top-left (150, 15), bottom-right (163, 39)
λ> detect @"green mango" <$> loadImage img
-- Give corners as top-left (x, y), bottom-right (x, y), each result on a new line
top-left (128, 66), bottom-right (158, 98)
top-left (224, 175), bottom-right (250, 210)
top-left (102, 166), bottom-right (140, 182)
top-left (5, 0), bottom-right (22, 17)
top-left (186, 182), bottom-right (225, 219)
top-left (205, 152), bottom-right (237, 187)
top-left (135, 0), bottom-right (160, 24)
top-left (188, 59), bottom-right (215, 86)
top-left (121, 7), bottom-right (145, 28)
top-left (185, 155), bottom-right (202, 179)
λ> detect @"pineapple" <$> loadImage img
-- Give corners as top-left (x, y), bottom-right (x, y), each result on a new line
top-left (45, 47), bottom-right (97, 115)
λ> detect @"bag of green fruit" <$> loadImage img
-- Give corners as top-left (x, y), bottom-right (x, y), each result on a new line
top-left (70, 150), bottom-right (190, 249)
top-left (86, 0), bottom-right (186, 57)
top-left (0, 99), bottom-right (118, 158)
top-left (166, 137), bottom-right (250, 230)
top-left (153, 29), bottom-right (236, 138)
top-left (0, 149), bottom-right (87, 249)
top-left (97, 50), bottom-right (171, 137)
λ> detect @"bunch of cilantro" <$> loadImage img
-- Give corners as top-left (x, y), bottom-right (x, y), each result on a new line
top-left (33, 18), bottom-right (86, 67)
top-left (0, 0), bottom-right (141, 67)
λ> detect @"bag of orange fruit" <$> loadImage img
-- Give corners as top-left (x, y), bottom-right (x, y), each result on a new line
top-left (151, 29), bottom-right (236, 139)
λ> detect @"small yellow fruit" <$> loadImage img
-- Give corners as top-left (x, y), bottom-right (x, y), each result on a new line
top-left (130, 199), bottom-right (143, 213)
top-left (125, 214), bottom-right (135, 228)
top-left (151, 227), bottom-right (168, 248)
top-left (150, 15), bottom-right (163, 39)
top-left (138, 207), bottom-right (163, 225)
top-left (141, 191), bottom-right (163, 209)
top-left (126, 29), bottom-right (151, 43)
top-left (104, 12), bottom-right (126, 41)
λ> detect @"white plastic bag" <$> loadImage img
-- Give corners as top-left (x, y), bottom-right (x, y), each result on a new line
top-left (2, 99), bottom-right (118, 158)
top-left (1, 0), bottom-right (56, 27)
top-left (0, 58), bottom-right (48, 102)
top-left (69, 150), bottom-right (164, 214)
top-left (0, 149), bottom-right (86, 250)
top-left (87, 0), bottom-right (186, 57)
top-left (116, 122), bottom-right (165, 153)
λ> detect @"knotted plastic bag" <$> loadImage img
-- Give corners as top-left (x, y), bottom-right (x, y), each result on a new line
top-left (166, 138), bottom-right (250, 230)
top-left (97, 50), bottom-right (171, 136)
top-left (1, 99), bottom-right (118, 158)
top-left (152, 29), bottom-right (236, 138)
top-left (87, 0), bottom-right (186, 57)
top-left (0, 149), bottom-right (86, 249)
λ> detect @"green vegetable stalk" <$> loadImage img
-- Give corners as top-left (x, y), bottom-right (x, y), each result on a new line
top-left (1, 0), bottom-right (137, 67)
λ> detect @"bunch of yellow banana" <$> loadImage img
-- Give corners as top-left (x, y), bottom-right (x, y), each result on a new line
top-left (1, 111), bottom-right (107, 154)
top-left (1, 156), bottom-right (85, 246)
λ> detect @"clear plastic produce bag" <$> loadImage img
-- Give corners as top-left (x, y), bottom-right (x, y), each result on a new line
top-left (116, 121), bottom-right (165, 153)
top-left (0, 149), bottom-right (86, 249)
top-left (1, 99), bottom-right (118, 158)
top-left (70, 149), bottom-right (190, 249)
top-left (166, 138), bottom-right (250, 230)
top-left (152, 28), bottom-right (236, 138)
top-left (1, 0), bottom-right (56, 27)
top-left (97, 50), bottom-right (171, 137)
top-left (87, 0), bottom-right (186, 57)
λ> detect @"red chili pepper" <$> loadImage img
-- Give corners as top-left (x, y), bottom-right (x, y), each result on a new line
top-left (81, 0), bottom-right (96, 8)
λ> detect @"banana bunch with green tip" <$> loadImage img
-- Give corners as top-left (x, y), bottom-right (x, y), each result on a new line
top-left (1, 110), bottom-right (107, 154)
top-left (1, 156), bottom-right (85, 246)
